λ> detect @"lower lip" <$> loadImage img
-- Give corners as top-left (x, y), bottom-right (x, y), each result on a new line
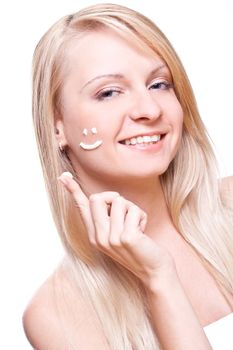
top-left (119, 136), bottom-right (165, 153)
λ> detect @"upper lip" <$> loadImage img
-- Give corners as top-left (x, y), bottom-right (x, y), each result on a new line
top-left (118, 130), bottom-right (167, 142)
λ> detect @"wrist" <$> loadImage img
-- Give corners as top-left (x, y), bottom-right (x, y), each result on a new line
top-left (145, 261), bottom-right (181, 296)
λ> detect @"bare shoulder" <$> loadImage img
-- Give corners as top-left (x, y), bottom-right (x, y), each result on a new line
top-left (23, 272), bottom-right (64, 350)
top-left (23, 258), bottom-right (109, 350)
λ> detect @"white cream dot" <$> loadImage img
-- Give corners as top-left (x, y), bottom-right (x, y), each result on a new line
top-left (83, 128), bottom-right (88, 136)
top-left (62, 172), bottom-right (73, 178)
top-left (91, 127), bottom-right (97, 134)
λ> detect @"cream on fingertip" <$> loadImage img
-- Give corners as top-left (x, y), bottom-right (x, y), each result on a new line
top-left (61, 171), bottom-right (73, 179)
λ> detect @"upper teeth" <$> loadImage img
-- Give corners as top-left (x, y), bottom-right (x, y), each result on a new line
top-left (123, 135), bottom-right (161, 145)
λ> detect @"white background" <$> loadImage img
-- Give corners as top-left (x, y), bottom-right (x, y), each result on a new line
top-left (0, 0), bottom-right (232, 348)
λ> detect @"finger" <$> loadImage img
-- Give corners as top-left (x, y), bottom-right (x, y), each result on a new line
top-left (89, 191), bottom-right (120, 204)
top-left (58, 172), bottom-right (94, 236)
top-left (121, 204), bottom-right (145, 245)
top-left (109, 196), bottom-right (127, 246)
top-left (89, 192), bottom-right (120, 247)
top-left (58, 172), bottom-right (88, 205)
top-left (139, 211), bottom-right (148, 232)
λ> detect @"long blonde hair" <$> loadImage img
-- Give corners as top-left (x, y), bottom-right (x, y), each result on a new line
top-left (32, 3), bottom-right (233, 349)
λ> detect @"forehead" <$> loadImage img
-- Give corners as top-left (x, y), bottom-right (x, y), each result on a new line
top-left (63, 29), bottom-right (165, 82)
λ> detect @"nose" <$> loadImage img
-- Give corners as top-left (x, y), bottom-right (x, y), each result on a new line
top-left (128, 89), bottom-right (162, 122)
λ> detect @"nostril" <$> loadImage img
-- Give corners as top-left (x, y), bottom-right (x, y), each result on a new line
top-left (128, 107), bottom-right (162, 121)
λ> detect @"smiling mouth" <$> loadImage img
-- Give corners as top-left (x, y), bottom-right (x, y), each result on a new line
top-left (119, 134), bottom-right (165, 146)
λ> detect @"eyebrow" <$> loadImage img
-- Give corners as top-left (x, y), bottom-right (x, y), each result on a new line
top-left (146, 64), bottom-right (168, 84)
top-left (80, 74), bottom-right (124, 92)
top-left (80, 64), bottom-right (167, 92)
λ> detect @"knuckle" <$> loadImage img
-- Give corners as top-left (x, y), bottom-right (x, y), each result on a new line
top-left (96, 236), bottom-right (109, 248)
top-left (134, 204), bottom-right (140, 211)
top-left (89, 193), bottom-right (100, 202)
top-left (89, 238), bottom-right (97, 247)
top-left (109, 191), bottom-right (120, 197)
top-left (113, 195), bottom-right (124, 203)
top-left (89, 192), bottom-right (120, 203)
top-left (120, 234), bottom-right (133, 246)
top-left (105, 191), bottom-right (121, 201)
top-left (128, 202), bottom-right (139, 210)
top-left (129, 204), bottom-right (140, 214)
top-left (109, 237), bottom-right (121, 248)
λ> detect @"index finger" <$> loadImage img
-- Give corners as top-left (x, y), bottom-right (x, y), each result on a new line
top-left (58, 172), bottom-right (93, 231)
top-left (58, 172), bottom-right (88, 204)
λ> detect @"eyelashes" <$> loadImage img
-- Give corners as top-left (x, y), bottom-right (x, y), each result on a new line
top-left (96, 88), bottom-right (121, 101)
top-left (95, 80), bottom-right (173, 101)
top-left (149, 81), bottom-right (173, 90)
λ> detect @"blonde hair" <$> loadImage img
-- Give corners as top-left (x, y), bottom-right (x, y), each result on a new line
top-left (32, 3), bottom-right (233, 349)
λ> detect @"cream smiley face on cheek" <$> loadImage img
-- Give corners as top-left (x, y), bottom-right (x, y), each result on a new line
top-left (79, 127), bottom-right (103, 150)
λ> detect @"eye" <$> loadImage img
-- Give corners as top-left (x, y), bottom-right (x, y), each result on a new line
top-left (149, 80), bottom-right (173, 90)
top-left (95, 88), bottom-right (121, 101)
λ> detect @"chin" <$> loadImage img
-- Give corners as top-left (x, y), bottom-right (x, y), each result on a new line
top-left (118, 166), bottom-right (168, 181)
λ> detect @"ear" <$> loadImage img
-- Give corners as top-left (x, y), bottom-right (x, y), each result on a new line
top-left (55, 120), bottom-right (68, 150)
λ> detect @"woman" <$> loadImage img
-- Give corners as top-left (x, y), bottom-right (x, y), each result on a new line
top-left (23, 3), bottom-right (233, 349)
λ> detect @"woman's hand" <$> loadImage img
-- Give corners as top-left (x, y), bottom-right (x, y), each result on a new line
top-left (58, 172), bottom-right (175, 288)
top-left (58, 172), bottom-right (213, 349)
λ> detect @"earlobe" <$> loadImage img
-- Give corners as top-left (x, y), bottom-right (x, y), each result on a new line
top-left (55, 120), bottom-right (67, 150)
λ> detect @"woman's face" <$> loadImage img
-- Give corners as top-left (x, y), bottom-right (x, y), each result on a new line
top-left (57, 29), bottom-right (183, 185)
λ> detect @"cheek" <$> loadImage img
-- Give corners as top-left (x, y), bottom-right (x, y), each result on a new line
top-left (63, 109), bottom-right (112, 158)
top-left (165, 96), bottom-right (184, 128)
top-left (171, 95), bottom-right (183, 123)
top-left (64, 120), bottom-right (81, 147)
top-left (166, 99), bottom-right (184, 154)
top-left (62, 108), bottom-right (93, 142)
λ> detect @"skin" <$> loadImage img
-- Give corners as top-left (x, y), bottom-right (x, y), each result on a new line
top-left (56, 29), bottom-right (184, 235)
top-left (23, 29), bottom-right (232, 349)
top-left (56, 29), bottom-right (212, 349)
top-left (56, 30), bottom-right (183, 192)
